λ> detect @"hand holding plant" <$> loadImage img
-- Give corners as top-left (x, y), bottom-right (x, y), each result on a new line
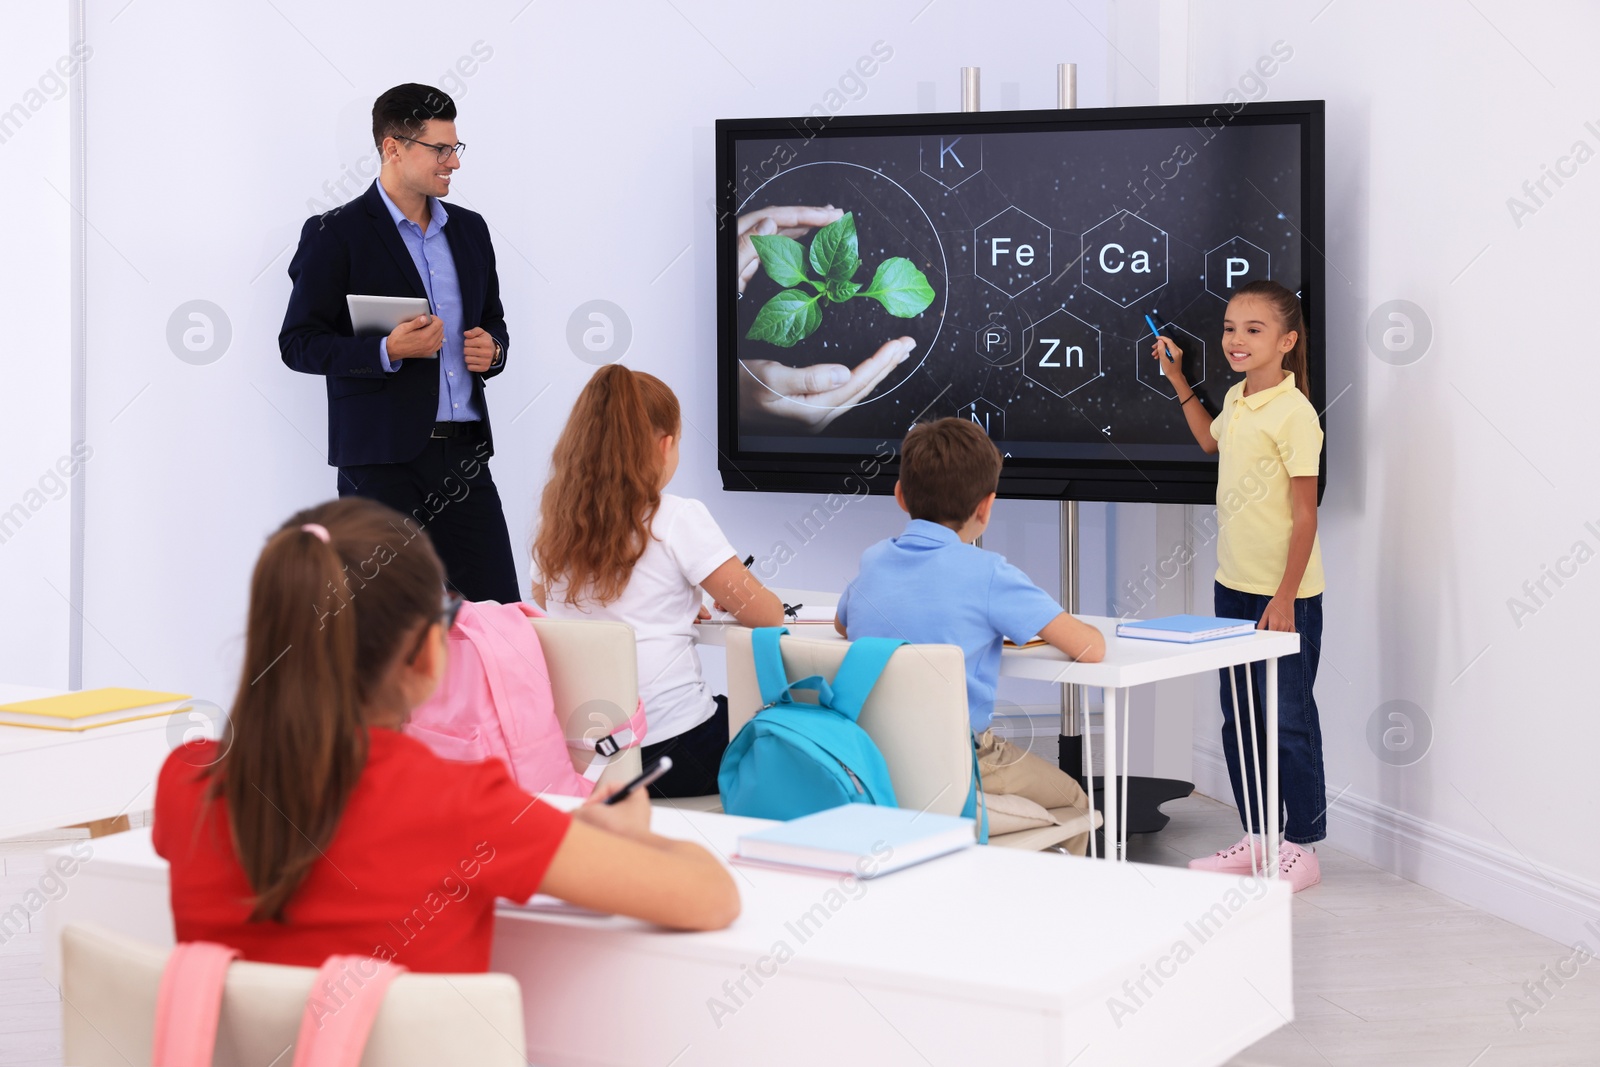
top-left (745, 212), bottom-right (936, 348)
top-left (735, 205), bottom-right (844, 294)
top-left (739, 336), bottom-right (915, 431)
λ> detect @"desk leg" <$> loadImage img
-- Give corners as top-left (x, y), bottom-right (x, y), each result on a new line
top-left (1120, 692), bottom-right (1131, 861)
top-left (1079, 686), bottom-right (1096, 859)
top-left (1102, 686), bottom-right (1120, 860)
top-left (1266, 657), bottom-right (1280, 879)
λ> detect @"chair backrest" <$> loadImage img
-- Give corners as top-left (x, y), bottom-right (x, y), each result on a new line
top-left (530, 617), bottom-right (643, 787)
top-left (62, 923), bottom-right (527, 1067)
top-left (725, 629), bottom-right (972, 816)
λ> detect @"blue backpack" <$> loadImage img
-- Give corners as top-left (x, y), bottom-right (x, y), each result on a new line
top-left (718, 627), bottom-right (988, 842)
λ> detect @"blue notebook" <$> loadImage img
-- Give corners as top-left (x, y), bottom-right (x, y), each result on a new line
top-left (735, 804), bottom-right (975, 877)
top-left (1116, 614), bottom-right (1257, 643)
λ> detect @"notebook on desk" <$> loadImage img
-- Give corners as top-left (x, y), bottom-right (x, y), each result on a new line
top-left (733, 804), bottom-right (975, 877)
top-left (1115, 615), bottom-right (1257, 643)
top-left (0, 688), bottom-right (193, 731)
top-left (779, 603), bottom-right (837, 624)
top-left (499, 893), bottom-right (610, 919)
top-left (703, 602), bottom-right (837, 625)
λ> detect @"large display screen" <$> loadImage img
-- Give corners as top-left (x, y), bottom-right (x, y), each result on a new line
top-left (716, 101), bottom-right (1325, 502)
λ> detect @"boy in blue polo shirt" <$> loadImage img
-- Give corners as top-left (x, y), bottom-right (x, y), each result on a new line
top-left (835, 418), bottom-right (1106, 852)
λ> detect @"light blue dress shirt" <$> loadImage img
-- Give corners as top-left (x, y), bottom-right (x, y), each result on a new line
top-left (374, 181), bottom-right (479, 422)
top-left (838, 519), bottom-right (1063, 732)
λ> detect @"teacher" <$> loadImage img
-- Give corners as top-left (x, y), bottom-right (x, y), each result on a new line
top-left (279, 82), bottom-right (520, 604)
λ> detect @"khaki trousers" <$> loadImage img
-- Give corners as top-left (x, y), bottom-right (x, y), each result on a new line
top-left (975, 728), bottom-right (1094, 856)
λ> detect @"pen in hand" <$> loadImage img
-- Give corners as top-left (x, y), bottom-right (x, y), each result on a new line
top-left (603, 756), bottom-right (673, 805)
top-left (1144, 313), bottom-right (1174, 363)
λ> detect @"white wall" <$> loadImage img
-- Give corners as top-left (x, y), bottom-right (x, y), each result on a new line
top-left (0, 3), bottom-right (77, 690)
top-left (19, 0), bottom-right (1597, 946)
top-left (1146, 0), bottom-right (1600, 945)
top-left (71, 0), bottom-right (1109, 708)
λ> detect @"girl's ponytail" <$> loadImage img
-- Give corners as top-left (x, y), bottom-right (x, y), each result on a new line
top-left (1235, 279), bottom-right (1312, 403)
top-left (535, 365), bottom-right (682, 605)
top-left (213, 499), bottom-right (444, 922)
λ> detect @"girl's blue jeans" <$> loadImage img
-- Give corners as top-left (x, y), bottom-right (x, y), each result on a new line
top-left (1213, 581), bottom-right (1327, 846)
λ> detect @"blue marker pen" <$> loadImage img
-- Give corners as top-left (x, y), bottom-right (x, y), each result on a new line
top-left (1144, 313), bottom-right (1174, 363)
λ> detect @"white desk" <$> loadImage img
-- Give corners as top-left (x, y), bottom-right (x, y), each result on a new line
top-left (696, 603), bottom-right (1299, 873)
top-left (0, 685), bottom-right (219, 840)
top-left (43, 806), bottom-right (1292, 1067)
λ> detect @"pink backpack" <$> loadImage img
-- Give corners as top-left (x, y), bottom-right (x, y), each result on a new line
top-left (152, 942), bottom-right (403, 1066)
top-left (405, 600), bottom-right (646, 798)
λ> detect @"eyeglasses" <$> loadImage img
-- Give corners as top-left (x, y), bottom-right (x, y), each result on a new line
top-left (395, 135), bottom-right (466, 163)
top-left (406, 591), bottom-right (465, 665)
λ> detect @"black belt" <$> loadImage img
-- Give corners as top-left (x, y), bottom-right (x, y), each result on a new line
top-left (429, 421), bottom-right (482, 439)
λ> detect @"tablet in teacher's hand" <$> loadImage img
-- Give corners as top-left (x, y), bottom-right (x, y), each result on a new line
top-left (347, 294), bottom-right (434, 351)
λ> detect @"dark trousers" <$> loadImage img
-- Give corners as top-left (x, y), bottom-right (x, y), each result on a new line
top-left (1214, 582), bottom-right (1327, 845)
top-left (643, 696), bottom-right (730, 799)
top-left (337, 426), bottom-right (522, 605)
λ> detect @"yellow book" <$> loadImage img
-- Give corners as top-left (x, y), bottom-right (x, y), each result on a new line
top-left (0, 687), bottom-right (194, 732)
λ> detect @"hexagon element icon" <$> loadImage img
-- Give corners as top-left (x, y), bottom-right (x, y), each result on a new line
top-left (1081, 210), bottom-right (1168, 308)
top-left (920, 134), bottom-right (982, 190)
top-left (974, 322), bottom-right (1012, 365)
top-left (1022, 308), bottom-right (1101, 399)
top-left (1137, 320), bottom-right (1205, 399)
top-left (1205, 237), bottom-right (1270, 301)
top-left (975, 206), bottom-right (1052, 298)
top-left (961, 397), bottom-right (1005, 438)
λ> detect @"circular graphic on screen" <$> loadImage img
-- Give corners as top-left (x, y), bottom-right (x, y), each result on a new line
top-left (736, 162), bottom-right (948, 415)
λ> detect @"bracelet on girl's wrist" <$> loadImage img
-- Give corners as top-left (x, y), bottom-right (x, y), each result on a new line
top-left (1179, 391), bottom-right (1199, 406)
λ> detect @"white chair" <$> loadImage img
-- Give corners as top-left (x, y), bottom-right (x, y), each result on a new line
top-left (723, 629), bottom-right (1097, 851)
top-left (61, 922), bottom-right (526, 1067)
top-left (530, 616), bottom-right (643, 788)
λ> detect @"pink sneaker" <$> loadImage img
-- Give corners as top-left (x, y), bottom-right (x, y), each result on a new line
top-left (1278, 841), bottom-right (1321, 892)
top-left (1187, 835), bottom-right (1269, 873)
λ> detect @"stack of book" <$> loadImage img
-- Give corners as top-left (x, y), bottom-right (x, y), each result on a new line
top-left (0, 688), bottom-right (194, 732)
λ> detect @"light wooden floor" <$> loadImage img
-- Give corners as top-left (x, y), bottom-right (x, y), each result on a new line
top-left (3, 801), bottom-right (1598, 1066)
top-left (1130, 792), bottom-right (1600, 1066)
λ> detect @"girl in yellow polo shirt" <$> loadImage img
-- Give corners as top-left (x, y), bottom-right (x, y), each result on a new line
top-left (1152, 280), bottom-right (1326, 892)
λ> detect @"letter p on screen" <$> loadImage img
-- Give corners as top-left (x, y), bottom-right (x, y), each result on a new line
top-left (1226, 257), bottom-right (1249, 286)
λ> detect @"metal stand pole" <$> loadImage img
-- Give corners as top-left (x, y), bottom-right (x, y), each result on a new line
top-left (1055, 64), bottom-right (1087, 785)
top-left (1048, 61), bottom-right (1190, 846)
top-left (1057, 61), bottom-right (1077, 110)
top-left (1058, 499), bottom-right (1082, 774)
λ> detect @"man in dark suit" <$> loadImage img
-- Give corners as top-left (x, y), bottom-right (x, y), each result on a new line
top-left (280, 83), bottom-right (520, 603)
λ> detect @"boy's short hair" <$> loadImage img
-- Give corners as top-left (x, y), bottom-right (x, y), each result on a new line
top-left (898, 418), bottom-right (1002, 527)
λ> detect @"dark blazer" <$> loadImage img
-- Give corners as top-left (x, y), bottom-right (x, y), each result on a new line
top-left (279, 181), bottom-right (510, 468)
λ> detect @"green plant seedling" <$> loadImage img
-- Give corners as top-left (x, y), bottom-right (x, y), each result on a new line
top-left (746, 212), bottom-right (936, 348)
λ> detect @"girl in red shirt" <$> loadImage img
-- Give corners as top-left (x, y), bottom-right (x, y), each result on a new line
top-left (154, 497), bottom-right (739, 973)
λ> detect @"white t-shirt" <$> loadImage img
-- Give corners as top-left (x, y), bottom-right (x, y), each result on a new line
top-left (542, 494), bottom-right (737, 745)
